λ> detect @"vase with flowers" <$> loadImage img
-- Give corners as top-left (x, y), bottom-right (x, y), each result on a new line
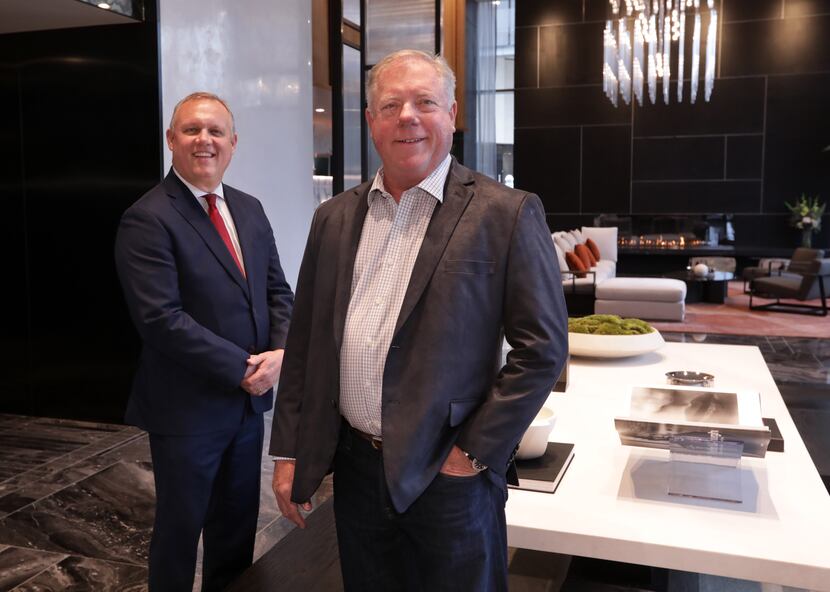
top-left (785, 194), bottom-right (825, 248)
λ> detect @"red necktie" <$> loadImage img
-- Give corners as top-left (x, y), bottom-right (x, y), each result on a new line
top-left (204, 193), bottom-right (245, 277)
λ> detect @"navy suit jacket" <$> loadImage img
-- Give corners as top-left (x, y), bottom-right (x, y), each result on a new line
top-left (115, 170), bottom-right (294, 435)
top-left (270, 160), bottom-right (568, 512)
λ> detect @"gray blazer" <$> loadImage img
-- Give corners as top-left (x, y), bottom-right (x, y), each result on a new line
top-left (270, 159), bottom-right (568, 512)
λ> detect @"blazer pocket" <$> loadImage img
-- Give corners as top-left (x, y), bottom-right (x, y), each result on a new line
top-left (443, 259), bottom-right (495, 275)
top-left (449, 398), bottom-right (481, 427)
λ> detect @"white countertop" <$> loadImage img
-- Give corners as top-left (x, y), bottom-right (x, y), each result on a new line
top-left (505, 341), bottom-right (830, 591)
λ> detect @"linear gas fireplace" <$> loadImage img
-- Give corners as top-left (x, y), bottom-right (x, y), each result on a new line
top-left (594, 214), bottom-right (737, 275)
top-left (595, 214), bottom-right (736, 254)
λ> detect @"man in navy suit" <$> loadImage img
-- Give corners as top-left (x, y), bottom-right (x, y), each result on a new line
top-left (271, 51), bottom-right (567, 591)
top-left (115, 92), bottom-right (293, 591)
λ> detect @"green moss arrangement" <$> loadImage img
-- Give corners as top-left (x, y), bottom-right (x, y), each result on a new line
top-left (568, 314), bottom-right (654, 335)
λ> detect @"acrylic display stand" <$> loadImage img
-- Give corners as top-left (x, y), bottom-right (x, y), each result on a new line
top-left (667, 432), bottom-right (744, 503)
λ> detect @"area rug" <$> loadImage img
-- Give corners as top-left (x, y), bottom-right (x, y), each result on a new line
top-left (650, 281), bottom-right (830, 338)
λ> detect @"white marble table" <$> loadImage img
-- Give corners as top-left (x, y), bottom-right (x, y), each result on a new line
top-left (505, 342), bottom-right (830, 591)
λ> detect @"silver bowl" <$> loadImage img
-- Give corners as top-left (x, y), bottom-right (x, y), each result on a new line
top-left (665, 370), bottom-right (714, 387)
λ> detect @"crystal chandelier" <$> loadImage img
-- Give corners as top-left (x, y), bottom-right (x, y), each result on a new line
top-left (603, 0), bottom-right (718, 107)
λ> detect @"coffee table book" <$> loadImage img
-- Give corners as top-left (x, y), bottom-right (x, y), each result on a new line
top-left (614, 385), bottom-right (771, 458)
top-left (509, 442), bottom-right (575, 494)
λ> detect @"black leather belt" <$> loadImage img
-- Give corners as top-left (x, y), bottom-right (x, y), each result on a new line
top-left (349, 424), bottom-right (383, 450)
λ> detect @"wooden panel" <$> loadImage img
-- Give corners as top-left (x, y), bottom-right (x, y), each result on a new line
top-left (442, 0), bottom-right (466, 130)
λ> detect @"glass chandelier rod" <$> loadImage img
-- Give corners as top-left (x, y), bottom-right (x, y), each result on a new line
top-left (603, 0), bottom-right (717, 107)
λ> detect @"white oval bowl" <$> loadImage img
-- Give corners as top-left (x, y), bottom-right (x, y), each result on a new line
top-left (568, 329), bottom-right (665, 359)
top-left (517, 407), bottom-right (556, 460)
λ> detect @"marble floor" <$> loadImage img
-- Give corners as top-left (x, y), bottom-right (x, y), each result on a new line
top-left (0, 333), bottom-right (827, 591)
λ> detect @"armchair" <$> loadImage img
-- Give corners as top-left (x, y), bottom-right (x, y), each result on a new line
top-left (749, 248), bottom-right (830, 316)
top-left (742, 257), bottom-right (790, 293)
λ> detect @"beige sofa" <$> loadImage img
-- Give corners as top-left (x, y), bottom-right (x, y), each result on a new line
top-left (552, 226), bottom-right (686, 321)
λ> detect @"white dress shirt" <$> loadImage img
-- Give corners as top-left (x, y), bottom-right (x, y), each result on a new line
top-left (173, 168), bottom-right (246, 274)
top-left (339, 155), bottom-right (452, 437)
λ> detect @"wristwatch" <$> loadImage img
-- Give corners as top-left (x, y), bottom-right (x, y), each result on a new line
top-left (463, 450), bottom-right (488, 472)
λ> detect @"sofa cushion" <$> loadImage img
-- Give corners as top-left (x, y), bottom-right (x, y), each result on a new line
top-left (575, 244), bottom-right (596, 268)
top-left (596, 277), bottom-right (686, 303)
top-left (595, 299), bottom-right (685, 322)
top-left (552, 232), bottom-right (573, 255)
top-left (560, 231), bottom-right (578, 250)
top-left (593, 259), bottom-right (616, 282)
top-left (552, 240), bottom-right (568, 274)
top-left (582, 227), bottom-right (618, 262)
top-left (586, 237), bottom-right (601, 260)
top-left (565, 251), bottom-right (587, 276)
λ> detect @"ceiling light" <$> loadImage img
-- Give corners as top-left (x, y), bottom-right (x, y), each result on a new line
top-left (98, 2), bottom-right (111, 8)
top-left (603, 0), bottom-right (718, 107)
top-left (315, 108), bottom-right (325, 113)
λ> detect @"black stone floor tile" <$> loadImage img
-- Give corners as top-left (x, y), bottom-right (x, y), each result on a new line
top-left (0, 546), bottom-right (66, 591)
top-left (9, 555), bottom-right (146, 591)
top-left (788, 408), bottom-right (830, 479)
top-left (96, 434), bottom-right (150, 464)
top-left (0, 461), bottom-right (154, 565)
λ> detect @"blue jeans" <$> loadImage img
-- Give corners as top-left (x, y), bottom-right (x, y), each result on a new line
top-left (333, 425), bottom-right (508, 592)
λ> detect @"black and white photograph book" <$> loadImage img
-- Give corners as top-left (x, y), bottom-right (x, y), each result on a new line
top-left (615, 385), bottom-right (771, 458)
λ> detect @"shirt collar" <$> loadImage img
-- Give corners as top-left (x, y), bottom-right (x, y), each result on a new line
top-left (173, 167), bottom-right (225, 201)
top-left (368, 154), bottom-right (452, 205)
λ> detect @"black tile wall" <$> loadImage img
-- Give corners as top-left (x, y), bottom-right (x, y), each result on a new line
top-left (634, 137), bottom-right (725, 181)
top-left (786, 0), bottom-right (830, 18)
top-left (516, 0), bottom-right (584, 27)
top-left (514, 0), bottom-right (830, 250)
top-left (515, 27), bottom-right (538, 89)
top-left (632, 181), bottom-right (762, 213)
top-left (722, 0), bottom-right (784, 22)
top-left (514, 127), bottom-right (581, 212)
top-left (730, 213), bottom-right (819, 249)
top-left (516, 86), bottom-right (631, 127)
top-left (539, 22), bottom-right (603, 87)
top-left (545, 213), bottom-right (597, 232)
top-left (721, 15), bottom-right (830, 76)
top-left (582, 126), bottom-right (631, 213)
top-left (0, 14), bottom-right (159, 422)
top-left (633, 78), bottom-right (766, 137)
top-left (0, 66), bottom-right (30, 415)
top-left (726, 136), bottom-right (764, 179)
top-left (584, 0), bottom-right (611, 22)
top-left (763, 73), bottom-right (830, 212)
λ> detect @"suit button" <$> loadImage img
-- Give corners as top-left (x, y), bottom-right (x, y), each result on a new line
top-left (331, 399), bottom-right (338, 409)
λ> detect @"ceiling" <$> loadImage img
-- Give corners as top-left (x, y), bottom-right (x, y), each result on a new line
top-left (0, 0), bottom-right (138, 35)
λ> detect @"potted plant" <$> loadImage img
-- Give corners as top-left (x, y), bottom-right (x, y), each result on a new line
top-left (785, 194), bottom-right (825, 248)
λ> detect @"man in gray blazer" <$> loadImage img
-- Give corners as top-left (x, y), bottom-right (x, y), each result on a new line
top-left (270, 50), bottom-right (568, 591)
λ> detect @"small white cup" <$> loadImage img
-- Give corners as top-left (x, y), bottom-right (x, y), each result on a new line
top-left (516, 407), bottom-right (556, 460)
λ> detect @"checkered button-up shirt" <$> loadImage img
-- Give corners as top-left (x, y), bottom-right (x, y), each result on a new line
top-left (339, 155), bottom-right (452, 437)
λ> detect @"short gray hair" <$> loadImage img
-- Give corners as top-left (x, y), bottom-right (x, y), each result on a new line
top-left (366, 50), bottom-right (456, 113)
top-left (169, 92), bottom-right (236, 134)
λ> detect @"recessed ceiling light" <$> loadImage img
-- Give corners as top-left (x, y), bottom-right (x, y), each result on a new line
top-left (315, 108), bottom-right (325, 113)
top-left (98, 2), bottom-right (111, 9)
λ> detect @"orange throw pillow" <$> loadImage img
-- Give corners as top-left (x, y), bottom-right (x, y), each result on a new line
top-left (565, 251), bottom-right (587, 277)
top-left (586, 237), bottom-right (601, 261)
top-left (574, 243), bottom-right (596, 268)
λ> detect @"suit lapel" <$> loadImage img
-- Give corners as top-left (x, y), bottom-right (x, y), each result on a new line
top-left (393, 161), bottom-right (474, 336)
top-left (333, 185), bottom-right (370, 358)
top-left (165, 172), bottom-right (251, 300)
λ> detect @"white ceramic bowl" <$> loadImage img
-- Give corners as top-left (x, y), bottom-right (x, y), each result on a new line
top-left (516, 407), bottom-right (556, 460)
top-left (568, 329), bottom-right (665, 359)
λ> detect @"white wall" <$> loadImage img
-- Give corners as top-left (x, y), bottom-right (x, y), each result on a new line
top-left (159, 0), bottom-right (315, 288)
